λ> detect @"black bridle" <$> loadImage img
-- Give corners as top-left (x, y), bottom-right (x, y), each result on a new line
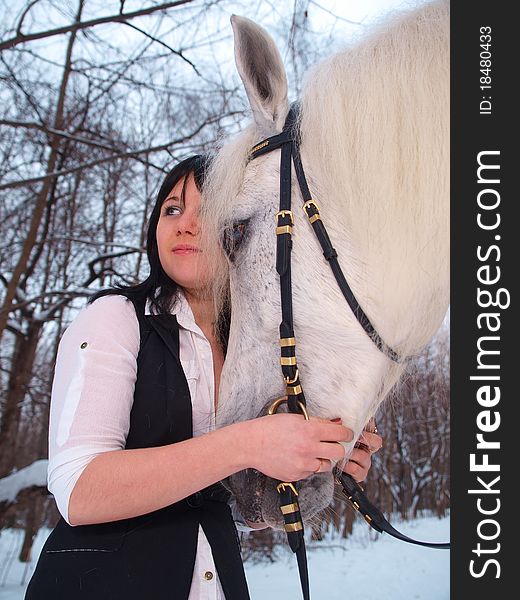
top-left (239, 103), bottom-right (450, 599)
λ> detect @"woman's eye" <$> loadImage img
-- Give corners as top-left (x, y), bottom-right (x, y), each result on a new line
top-left (163, 204), bottom-right (182, 216)
top-left (222, 220), bottom-right (248, 261)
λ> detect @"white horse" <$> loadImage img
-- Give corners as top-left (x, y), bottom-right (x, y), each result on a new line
top-left (203, 0), bottom-right (449, 527)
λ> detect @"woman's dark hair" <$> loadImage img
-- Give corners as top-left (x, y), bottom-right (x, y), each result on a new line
top-left (89, 154), bottom-right (210, 316)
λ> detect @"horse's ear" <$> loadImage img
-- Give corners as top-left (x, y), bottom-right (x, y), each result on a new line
top-left (231, 15), bottom-right (289, 137)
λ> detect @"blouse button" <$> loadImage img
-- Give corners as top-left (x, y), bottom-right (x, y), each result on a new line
top-left (204, 571), bottom-right (214, 581)
top-left (80, 342), bottom-right (88, 349)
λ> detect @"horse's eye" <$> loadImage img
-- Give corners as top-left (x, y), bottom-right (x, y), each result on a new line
top-left (222, 220), bottom-right (248, 261)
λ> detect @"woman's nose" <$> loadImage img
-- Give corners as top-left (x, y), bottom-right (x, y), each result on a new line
top-left (177, 210), bottom-right (199, 235)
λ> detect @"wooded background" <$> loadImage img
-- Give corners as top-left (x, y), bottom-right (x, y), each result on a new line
top-left (0, 0), bottom-right (448, 565)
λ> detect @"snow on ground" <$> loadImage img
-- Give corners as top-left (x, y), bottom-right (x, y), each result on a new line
top-left (0, 514), bottom-right (449, 599)
top-left (244, 514), bottom-right (450, 599)
top-left (0, 461), bottom-right (47, 504)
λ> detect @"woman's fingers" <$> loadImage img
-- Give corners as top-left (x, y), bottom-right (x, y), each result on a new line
top-left (355, 430), bottom-right (383, 453)
top-left (308, 417), bottom-right (354, 443)
top-left (305, 423), bottom-right (350, 476)
top-left (343, 446), bottom-right (373, 481)
top-left (251, 412), bottom-right (383, 483)
top-left (250, 414), bottom-right (354, 481)
top-left (343, 426), bottom-right (383, 482)
top-left (311, 458), bottom-right (332, 474)
top-left (343, 456), bottom-right (371, 482)
top-left (316, 441), bottom-right (346, 464)
top-left (349, 447), bottom-right (372, 470)
top-left (364, 417), bottom-right (378, 433)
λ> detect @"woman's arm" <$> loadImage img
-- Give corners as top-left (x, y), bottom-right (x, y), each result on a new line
top-left (49, 294), bottom-right (352, 526)
top-left (47, 295), bottom-right (140, 524)
top-left (69, 414), bottom-right (351, 525)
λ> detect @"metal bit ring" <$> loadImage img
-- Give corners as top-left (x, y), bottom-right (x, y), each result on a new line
top-left (267, 396), bottom-right (310, 420)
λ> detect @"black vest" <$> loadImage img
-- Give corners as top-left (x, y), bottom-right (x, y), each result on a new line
top-left (25, 294), bottom-right (250, 600)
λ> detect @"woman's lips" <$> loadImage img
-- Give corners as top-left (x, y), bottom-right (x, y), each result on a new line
top-left (172, 244), bottom-right (201, 255)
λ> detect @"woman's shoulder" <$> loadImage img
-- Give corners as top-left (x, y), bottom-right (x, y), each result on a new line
top-left (83, 293), bottom-right (138, 321)
top-left (62, 294), bottom-right (140, 353)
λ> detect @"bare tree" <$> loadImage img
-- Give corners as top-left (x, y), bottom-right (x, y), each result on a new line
top-left (0, 0), bottom-right (449, 568)
top-left (0, 0), bottom-right (249, 480)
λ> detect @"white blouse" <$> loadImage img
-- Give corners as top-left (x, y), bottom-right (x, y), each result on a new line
top-left (47, 292), bottom-right (229, 599)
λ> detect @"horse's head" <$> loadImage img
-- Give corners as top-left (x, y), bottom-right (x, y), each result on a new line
top-left (203, 0), bottom-right (449, 527)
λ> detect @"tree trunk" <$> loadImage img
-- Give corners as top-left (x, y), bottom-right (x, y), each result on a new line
top-left (0, 321), bottom-right (44, 478)
top-left (19, 489), bottom-right (47, 563)
top-left (0, 1), bottom-right (84, 344)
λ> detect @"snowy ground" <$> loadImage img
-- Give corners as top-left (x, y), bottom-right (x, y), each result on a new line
top-left (244, 514), bottom-right (450, 599)
top-left (0, 513), bottom-right (449, 599)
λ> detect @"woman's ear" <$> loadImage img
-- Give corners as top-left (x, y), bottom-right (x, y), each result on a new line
top-left (231, 15), bottom-right (289, 137)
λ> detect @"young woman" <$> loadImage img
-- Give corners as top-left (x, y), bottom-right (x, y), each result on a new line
top-left (25, 155), bottom-right (382, 600)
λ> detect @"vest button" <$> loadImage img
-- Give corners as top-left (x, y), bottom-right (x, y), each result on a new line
top-left (186, 491), bottom-right (204, 508)
top-left (204, 571), bottom-right (214, 581)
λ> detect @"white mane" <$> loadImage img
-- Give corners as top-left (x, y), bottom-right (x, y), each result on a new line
top-left (299, 0), bottom-right (449, 358)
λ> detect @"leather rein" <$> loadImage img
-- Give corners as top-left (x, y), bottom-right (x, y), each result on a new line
top-left (246, 103), bottom-right (449, 600)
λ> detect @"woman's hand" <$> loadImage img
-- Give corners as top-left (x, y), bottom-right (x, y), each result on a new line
top-left (342, 419), bottom-right (383, 483)
top-left (244, 413), bottom-right (353, 483)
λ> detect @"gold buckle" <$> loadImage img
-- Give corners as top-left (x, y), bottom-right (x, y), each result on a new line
top-left (268, 396), bottom-right (288, 415)
top-left (284, 368), bottom-right (299, 384)
top-left (275, 210), bottom-right (294, 225)
top-left (276, 482), bottom-right (299, 496)
top-left (302, 200), bottom-right (320, 213)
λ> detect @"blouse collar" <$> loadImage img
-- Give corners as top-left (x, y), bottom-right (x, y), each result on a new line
top-left (145, 290), bottom-right (205, 338)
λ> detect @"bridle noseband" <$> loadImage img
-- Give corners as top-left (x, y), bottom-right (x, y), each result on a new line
top-left (245, 103), bottom-right (449, 599)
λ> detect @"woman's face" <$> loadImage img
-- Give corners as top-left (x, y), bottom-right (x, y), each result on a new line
top-left (156, 174), bottom-right (212, 294)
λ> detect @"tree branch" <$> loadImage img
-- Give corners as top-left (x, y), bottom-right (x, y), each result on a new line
top-left (0, 119), bottom-right (123, 152)
top-left (0, 55), bottom-right (47, 123)
top-left (122, 21), bottom-right (201, 77)
top-left (15, 1), bottom-right (44, 38)
top-left (0, 118), bottom-right (163, 172)
top-left (0, 0), bottom-right (196, 52)
top-left (0, 115), bottom-right (228, 190)
top-left (8, 249), bottom-right (140, 321)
